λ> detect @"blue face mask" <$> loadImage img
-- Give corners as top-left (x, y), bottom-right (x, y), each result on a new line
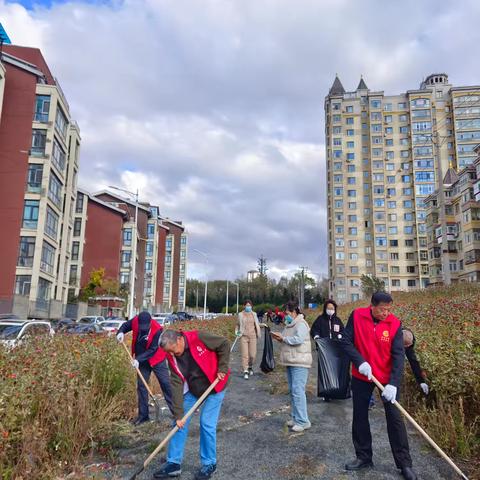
top-left (245, 306), bottom-right (252, 313)
top-left (285, 315), bottom-right (293, 325)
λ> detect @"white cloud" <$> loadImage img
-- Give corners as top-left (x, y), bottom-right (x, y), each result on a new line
top-left (2, 0), bottom-right (480, 280)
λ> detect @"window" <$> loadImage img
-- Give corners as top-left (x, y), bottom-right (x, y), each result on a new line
top-left (335, 238), bottom-right (344, 247)
top-left (76, 193), bottom-right (84, 213)
top-left (387, 176), bottom-right (395, 184)
top-left (387, 201), bottom-right (396, 209)
top-left (372, 148), bottom-right (382, 157)
top-left (376, 237), bottom-right (387, 247)
top-left (347, 190), bottom-right (356, 197)
top-left (346, 141), bottom-right (354, 148)
top-left (145, 260), bottom-right (153, 271)
top-left (334, 200), bottom-right (343, 208)
top-left (403, 187), bottom-right (412, 195)
top-left (385, 139), bottom-right (393, 146)
top-left (333, 138), bottom-right (342, 146)
top-left (384, 103), bottom-right (392, 111)
top-left (391, 279), bottom-right (400, 287)
top-left (348, 202), bottom-right (357, 209)
top-left (17, 237), bottom-right (36, 267)
top-left (120, 272), bottom-right (130, 285)
top-left (147, 223), bottom-right (155, 239)
top-left (347, 153), bottom-right (355, 160)
top-left (346, 117), bottom-right (354, 125)
top-left (404, 226), bottom-right (414, 235)
top-left (384, 115), bottom-right (392, 123)
top-left (348, 227), bottom-right (357, 235)
top-left (22, 200), bottom-right (39, 229)
top-left (146, 241), bottom-right (154, 257)
top-left (347, 177), bottom-right (356, 185)
top-left (31, 129), bottom-right (47, 156)
top-left (72, 241), bottom-right (80, 260)
top-left (416, 184), bottom-right (435, 195)
top-left (37, 277), bottom-right (51, 301)
top-left (69, 265), bottom-right (78, 285)
top-left (45, 206), bottom-right (59, 239)
top-left (55, 106), bottom-right (68, 138)
top-left (334, 174), bottom-right (342, 183)
top-left (334, 162), bottom-right (342, 171)
top-left (390, 239), bottom-right (399, 247)
top-left (400, 150), bottom-right (409, 158)
top-left (415, 171), bottom-right (435, 182)
top-left (333, 126), bottom-right (342, 134)
top-left (349, 240), bottom-right (358, 247)
top-left (348, 215), bottom-right (357, 222)
top-left (333, 150), bottom-right (342, 158)
top-left (351, 266), bottom-right (359, 274)
top-left (398, 102), bottom-right (407, 109)
top-left (386, 151), bottom-right (394, 160)
top-left (372, 124), bottom-right (382, 133)
top-left (399, 126), bottom-right (409, 133)
top-left (385, 127), bottom-right (393, 134)
top-left (34, 95), bottom-right (50, 122)
top-left (48, 172), bottom-right (62, 208)
top-left (336, 252), bottom-right (345, 260)
top-left (72, 218), bottom-right (82, 237)
top-left (371, 99), bottom-right (381, 109)
top-left (51, 140), bottom-right (66, 172)
top-left (40, 241), bottom-right (55, 274)
top-left (346, 105), bottom-right (353, 113)
top-left (123, 228), bottom-right (132, 246)
top-left (15, 275), bottom-right (32, 296)
top-left (121, 250), bottom-right (131, 268)
top-left (347, 165), bottom-right (356, 172)
top-left (402, 175), bottom-right (410, 183)
top-left (389, 226), bottom-right (398, 234)
top-left (333, 114), bottom-right (341, 123)
top-left (346, 129), bottom-right (354, 136)
top-left (27, 164), bottom-right (43, 193)
top-left (350, 253), bottom-right (358, 260)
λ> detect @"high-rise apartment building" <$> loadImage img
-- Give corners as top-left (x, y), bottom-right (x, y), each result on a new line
top-left (0, 45), bottom-right (81, 318)
top-left (325, 73), bottom-right (480, 303)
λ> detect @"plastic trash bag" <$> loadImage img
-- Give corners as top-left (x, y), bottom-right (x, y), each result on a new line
top-left (260, 326), bottom-right (275, 373)
top-left (315, 337), bottom-right (351, 399)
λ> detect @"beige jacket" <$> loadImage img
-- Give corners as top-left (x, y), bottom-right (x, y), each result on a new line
top-left (237, 310), bottom-right (261, 337)
top-left (279, 314), bottom-right (312, 368)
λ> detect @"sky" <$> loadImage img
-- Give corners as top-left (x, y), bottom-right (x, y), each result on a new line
top-left (2, 0), bottom-right (480, 281)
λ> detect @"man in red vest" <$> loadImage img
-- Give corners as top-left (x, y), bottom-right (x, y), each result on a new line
top-left (153, 329), bottom-right (230, 480)
top-left (341, 292), bottom-right (417, 480)
top-left (116, 311), bottom-right (173, 425)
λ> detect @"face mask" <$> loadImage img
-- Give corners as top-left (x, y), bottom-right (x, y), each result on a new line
top-left (285, 315), bottom-right (293, 325)
top-left (245, 306), bottom-right (252, 313)
top-left (326, 309), bottom-right (335, 317)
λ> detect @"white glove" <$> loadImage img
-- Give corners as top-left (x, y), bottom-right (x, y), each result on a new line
top-left (116, 332), bottom-right (124, 343)
top-left (420, 383), bottom-right (429, 395)
top-left (382, 384), bottom-right (397, 403)
top-left (131, 359), bottom-right (139, 369)
top-left (358, 362), bottom-right (372, 380)
top-left (313, 335), bottom-right (320, 340)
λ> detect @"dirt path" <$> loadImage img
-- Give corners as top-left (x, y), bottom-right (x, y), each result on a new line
top-left (92, 332), bottom-right (454, 480)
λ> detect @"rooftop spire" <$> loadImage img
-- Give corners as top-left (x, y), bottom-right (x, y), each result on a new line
top-left (356, 75), bottom-right (368, 91)
top-left (329, 74), bottom-right (345, 95)
top-left (443, 166), bottom-right (459, 185)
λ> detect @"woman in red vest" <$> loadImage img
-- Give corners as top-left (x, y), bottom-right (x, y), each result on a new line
top-left (341, 292), bottom-right (417, 480)
top-left (116, 311), bottom-right (173, 425)
top-left (153, 329), bottom-right (230, 480)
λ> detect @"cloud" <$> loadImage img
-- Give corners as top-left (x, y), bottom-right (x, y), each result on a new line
top-left (2, 0), bottom-right (480, 280)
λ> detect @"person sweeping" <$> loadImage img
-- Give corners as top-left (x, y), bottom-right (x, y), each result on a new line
top-left (153, 329), bottom-right (230, 479)
top-left (341, 292), bottom-right (417, 480)
top-left (116, 311), bottom-right (173, 425)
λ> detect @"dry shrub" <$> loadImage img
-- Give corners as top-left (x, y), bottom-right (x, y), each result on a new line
top-left (0, 334), bottom-right (136, 479)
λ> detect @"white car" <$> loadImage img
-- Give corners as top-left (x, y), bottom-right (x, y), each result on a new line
top-left (152, 313), bottom-right (174, 327)
top-left (78, 315), bottom-right (105, 325)
top-left (99, 320), bottom-right (125, 335)
top-left (0, 320), bottom-right (54, 349)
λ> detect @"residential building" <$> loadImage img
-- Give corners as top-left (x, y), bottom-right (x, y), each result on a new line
top-left (325, 74), bottom-right (480, 302)
top-left (425, 146), bottom-right (480, 283)
top-left (0, 45), bottom-right (81, 318)
top-left (71, 191), bottom-right (188, 316)
top-left (247, 270), bottom-right (260, 282)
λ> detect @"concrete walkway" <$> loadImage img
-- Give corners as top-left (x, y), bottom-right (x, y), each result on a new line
top-left (104, 333), bottom-right (455, 480)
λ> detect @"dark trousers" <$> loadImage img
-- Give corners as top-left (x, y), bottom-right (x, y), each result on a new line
top-left (137, 360), bottom-right (173, 419)
top-left (351, 376), bottom-right (412, 468)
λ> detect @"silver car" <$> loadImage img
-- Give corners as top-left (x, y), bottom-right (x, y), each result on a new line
top-left (0, 320), bottom-right (54, 349)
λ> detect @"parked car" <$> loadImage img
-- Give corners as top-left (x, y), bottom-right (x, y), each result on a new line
top-left (63, 323), bottom-right (106, 335)
top-left (77, 315), bottom-right (105, 325)
top-left (0, 320), bottom-right (54, 349)
top-left (152, 313), bottom-right (171, 323)
top-left (175, 311), bottom-right (196, 321)
top-left (50, 318), bottom-right (76, 332)
top-left (99, 319), bottom-right (125, 335)
top-left (0, 313), bottom-right (19, 320)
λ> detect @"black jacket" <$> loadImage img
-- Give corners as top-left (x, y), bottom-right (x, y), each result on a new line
top-left (405, 334), bottom-right (425, 384)
top-left (118, 319), bottom-right (161, 364)
top-left (310, 313), bottom-right (344, 340)
top-left (341, 310), bottom-right (405, 388)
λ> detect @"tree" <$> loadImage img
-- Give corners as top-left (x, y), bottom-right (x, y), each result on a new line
top-left (257, 255), bottom-right (268, 277)
top-left (79, 267), bottom-right (105, 302)
top-left (361, 274), bottom-right (386, 299)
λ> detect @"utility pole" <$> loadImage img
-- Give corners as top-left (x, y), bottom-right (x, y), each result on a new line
top-left (195, 286), bottom-right (199, 310)
top-left (225, 280), bottom-right (229, 314)
top-left (298, 266), bottom-right (308, 309)
top-left (257, 255), bottom-right (268, 276)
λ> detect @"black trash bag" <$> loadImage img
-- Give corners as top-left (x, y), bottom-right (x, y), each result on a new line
top-left (260, 326), bottom-right (275, 373)
top-left (315, 337), bottom-right (351, 399)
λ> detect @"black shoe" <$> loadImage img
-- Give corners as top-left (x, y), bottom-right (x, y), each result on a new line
top-left (132, 416), bottom-right (149, 426)
top-left (194, 464), bottom-right (216, 479)
top-left (401, 467), bottom-right (418, 480)
top-left (345, 458), bottom-right (373, 471)
top-left (153, 462), bottom-right (182, 478)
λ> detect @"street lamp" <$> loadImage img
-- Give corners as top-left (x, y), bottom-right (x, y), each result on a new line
top-left (225, 280), bottom-right (229, 314)
top-left (109, 185), bottom-right (139, 319)
top-left (193, 249), bottom-right (209, 318)
top-left (232, 281), bottom-right (239, 315)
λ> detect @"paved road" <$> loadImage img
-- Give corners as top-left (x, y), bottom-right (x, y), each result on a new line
top-left (105, 333), bottom-right (455, 480)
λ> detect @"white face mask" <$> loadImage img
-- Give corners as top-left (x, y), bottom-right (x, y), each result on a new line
top-left (326, 309), bottom-right (335, 317)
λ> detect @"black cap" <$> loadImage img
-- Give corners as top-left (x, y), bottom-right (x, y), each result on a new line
top-left (138, 311), bottom-right (152, 328)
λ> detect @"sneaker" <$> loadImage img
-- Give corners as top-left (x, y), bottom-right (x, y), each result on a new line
top-left (243, 371), bottom-right (249, 380)
top-left (291, 421), bottom-right (311, 432)
top-left (153, 462), bottom-right (182, 478)
top-left (194, 464), bottom-right (217, 480)
top-left (248, 367), bottom-right (254, 376)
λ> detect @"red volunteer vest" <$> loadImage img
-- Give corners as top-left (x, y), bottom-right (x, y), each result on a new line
top-left (131, 316), bottom-right (166, 366)
top-left (351, 307), bottom-right (401, 384)
top-left (167, 331), bottom-right (230, 393)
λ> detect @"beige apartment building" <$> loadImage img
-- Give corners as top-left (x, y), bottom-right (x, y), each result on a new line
top-left (425, 146), bottom-right (480, 284)
top-left (0, 46), bottom-right (81, 318)
top-left (325, 73), bottom-right (480, 303)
